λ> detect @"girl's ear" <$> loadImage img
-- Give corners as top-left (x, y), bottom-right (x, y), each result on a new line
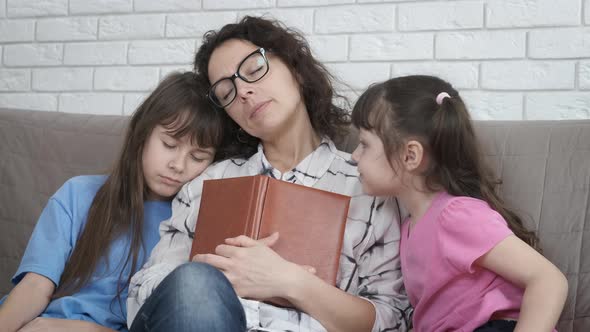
top-left (403, 140), bottom-right (424, 171)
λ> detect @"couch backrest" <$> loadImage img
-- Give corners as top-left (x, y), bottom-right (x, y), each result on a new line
top-left (0, 108), bottom-right (128, 295)
top-left (1, 108), bottom-right (589, 331)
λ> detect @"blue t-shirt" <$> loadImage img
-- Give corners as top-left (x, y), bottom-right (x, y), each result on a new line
top-left (1, 175), bottom-right (171, 331)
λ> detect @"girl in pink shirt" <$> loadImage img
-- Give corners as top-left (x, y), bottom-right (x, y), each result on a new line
top-left (350, 75), bottom-right (568, 332)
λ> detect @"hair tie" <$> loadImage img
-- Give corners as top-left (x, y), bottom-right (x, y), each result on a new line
top-left (436, 92), bottom-right (450, 105)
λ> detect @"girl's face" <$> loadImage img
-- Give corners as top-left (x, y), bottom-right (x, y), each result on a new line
top-left (207, 39), bottom-right (306, 140)
top-left (351, 128), bottom-right (403, 197)
top-left (142, 124), bottom-right (215, 201)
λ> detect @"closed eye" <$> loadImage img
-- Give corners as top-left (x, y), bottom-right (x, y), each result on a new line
top-left (222, 88), bottom-right (234, 101)
top-left (249, 66), bottom-right (264, 76)
top-left (190, 154), bottom-right (209, 163)
top-left (162, 140), bottom-right (176, 149)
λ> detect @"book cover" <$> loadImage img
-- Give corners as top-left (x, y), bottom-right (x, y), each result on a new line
top-left (190, 175), bottom-right (350, 287)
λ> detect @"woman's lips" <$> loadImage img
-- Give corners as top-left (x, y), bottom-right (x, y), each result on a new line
top-left (250, 100), bottom-right (271, 119)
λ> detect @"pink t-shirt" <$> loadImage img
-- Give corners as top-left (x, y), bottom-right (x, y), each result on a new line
top-left (400, 192), bottom-right (524, 332)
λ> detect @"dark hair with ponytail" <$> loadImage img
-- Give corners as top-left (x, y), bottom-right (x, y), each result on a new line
top-left (351, 75), bottom-right (539, 250)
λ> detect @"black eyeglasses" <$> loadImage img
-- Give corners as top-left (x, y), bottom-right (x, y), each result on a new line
top-left (207, 48), bottom-right (270, 108)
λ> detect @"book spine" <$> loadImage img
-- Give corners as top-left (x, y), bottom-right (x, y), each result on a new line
top-left (246, 176), bottom-right (268, 239)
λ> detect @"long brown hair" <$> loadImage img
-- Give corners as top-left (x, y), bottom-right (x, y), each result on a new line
top-left (194, 15), bottom-right (351, 159)
top-left (53, 72), bottom-right (225, 303)
top-left (351, 75), bottom-right (539, 250)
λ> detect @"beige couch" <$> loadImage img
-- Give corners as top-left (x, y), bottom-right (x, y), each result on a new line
top-left (0, 107), bottom-right (589, 331)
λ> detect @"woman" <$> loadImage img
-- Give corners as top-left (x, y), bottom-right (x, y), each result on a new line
top-left (127, 16), bottom-right (411, 332)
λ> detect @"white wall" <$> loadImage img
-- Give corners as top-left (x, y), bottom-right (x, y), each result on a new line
top-left (0, 0), bottom-right (588, 120)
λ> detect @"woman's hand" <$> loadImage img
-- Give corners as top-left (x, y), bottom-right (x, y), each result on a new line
top-left (18, 317), bottom-right (116, 332)
top-left (192, 232), bottom-right (314, 301)
top-left (194, 232), bottom-right (379, 332)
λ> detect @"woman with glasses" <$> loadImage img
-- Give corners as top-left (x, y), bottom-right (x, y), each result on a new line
top-left (127, 16), bottom-right (412, 332)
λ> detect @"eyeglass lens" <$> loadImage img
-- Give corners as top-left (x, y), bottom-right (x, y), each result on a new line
top-left (210, 50), bottom-right (268, 107)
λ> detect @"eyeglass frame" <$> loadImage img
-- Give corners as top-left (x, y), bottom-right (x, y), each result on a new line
top-left (206, 47), bottom-right (270, 108)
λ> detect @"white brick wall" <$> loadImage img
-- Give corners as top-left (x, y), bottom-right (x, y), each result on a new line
top-left (59, 93), bottom-right (123, 114)
top-left (4, 44), bottom-right (63, 66)
top-left (128, 40), bottom-right (195, 64)
top-left (123, 93), bottom-right (148, 115)
top-left (581, 61), bottom-right (590, 89)
top-left (0, 0), bottom-right (588, 120)
top-left (69, 0), bottom-right (132, 15)
top-left (166, 12), bottom-right (238, 37)
top-left (134, 0), bottom-right (202, 12)
top-left (315, 5), bottom-right (394, 33)
top-left (526, 93), bottom-right (590, 119)
top-left (0, 69), bottom-right (30, 91)
top-left (36, 18), bottom-right (99, 42)
top-left (94, 67), bottom-right (159, 91)
top-left (398, 1), bottom-right (483, 31)
top-left (7, 0), bottom-right (68, 18)
top-left (240, 9), bottom-right (313, 34)
top-left (99, 15), bottom-right (165, 40)
top-left (486, 0), bottom-right (580, 28)
top-left (327, 62), bottom-right (390, 90)
top-left (33, 68), bottom-right (93, 91)
top-left (307, 35), bottom-right (348, 62)
top-left (481, 61), bottom-right (575, 90)
top-left (351, 33), bottom-right (433, 60)
top-left (436, 31), bottom-right (526, 60)
top-left (203, 0), bottom-right (273, 10)
top-left (391, 62), bottom-right (478, 89)
top-left (279, 0), bottom-right (354, 6)
top-left (0, 20), bottom-right (34, 42)
top-left (461, 92), bottom-right (524, 121)
top-left (0, 93), bottom-right (57, 111)
top-left (64, 42), bottom-right (127, 65)
top-left (529, 28), bottom-right (590, 59)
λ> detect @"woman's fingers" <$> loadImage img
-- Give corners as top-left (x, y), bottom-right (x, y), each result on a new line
top-left (258, 232), bottom-right (279, 247)
top-left (191, 253), bottom-right (232, 271)
top-left (224, 235), bottom-right (258, 247)
top-left (301, 265), bottom-right (316, 274)
top-left (224, 232), bottom-right (280, 248)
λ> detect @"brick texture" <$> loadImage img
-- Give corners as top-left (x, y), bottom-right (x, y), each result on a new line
top-left (0, 1), bottom-right (586, 119)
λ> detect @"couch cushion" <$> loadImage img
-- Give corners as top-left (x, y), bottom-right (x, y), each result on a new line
top-left (0, 108), bottom-right (128, 297)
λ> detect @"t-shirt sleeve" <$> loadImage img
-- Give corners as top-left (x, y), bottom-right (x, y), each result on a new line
top-left (438, 197), bottom-right (514, 274)
top-left (12, 196), bottom-right (74, 287)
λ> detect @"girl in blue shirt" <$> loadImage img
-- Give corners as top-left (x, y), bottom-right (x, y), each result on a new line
top-left (0, 72), bottom-right (226, 332)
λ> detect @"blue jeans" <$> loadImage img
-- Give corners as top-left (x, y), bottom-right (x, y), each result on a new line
top-left (129, 262), bottom-right (246, 332)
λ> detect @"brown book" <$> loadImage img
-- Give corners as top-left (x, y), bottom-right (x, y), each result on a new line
top-left (190, 175), bottom-right (350, 288)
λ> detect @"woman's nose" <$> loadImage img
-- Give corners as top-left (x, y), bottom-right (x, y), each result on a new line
top-left (235, 79), bottom-right (255, 100)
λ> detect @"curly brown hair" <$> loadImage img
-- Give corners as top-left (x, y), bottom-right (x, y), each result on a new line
top-left (194, 15), bottom-right (350, 159)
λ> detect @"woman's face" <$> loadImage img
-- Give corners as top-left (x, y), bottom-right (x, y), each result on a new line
top-left (207, 39), bottom-right (306, 140)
